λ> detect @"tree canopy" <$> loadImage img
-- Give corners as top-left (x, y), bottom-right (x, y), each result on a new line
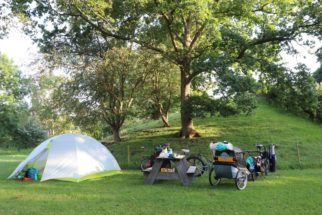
top-left (55, 47), bottom-right (154, 143)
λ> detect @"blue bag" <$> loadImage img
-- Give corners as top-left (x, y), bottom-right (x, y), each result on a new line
top-left (26, 168), bottom-right (39, 180)
top-left (215, 142), bottom-right (227, 151)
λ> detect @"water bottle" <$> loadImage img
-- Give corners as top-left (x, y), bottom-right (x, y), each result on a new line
top-left (168, 148), bottom-right (173, 158)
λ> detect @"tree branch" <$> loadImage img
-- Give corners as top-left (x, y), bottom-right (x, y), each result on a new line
top-left (159, 10), bottom-right (178, 52)
top-left (72, 3), bottom-right (167, 56)
top-left (189, 23), bottom-right (206, 51)
top-left (182, 14), bottom-right (192, 48)
top-left (236, 35), bottom-right (293, 60)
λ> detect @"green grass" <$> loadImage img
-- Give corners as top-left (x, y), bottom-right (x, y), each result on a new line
top-left (2, 101), bottom-right (322, 214)
top-left (107, 100), bottom-right (322, 170)
top-left (1, 154), bottom-right (322, 215)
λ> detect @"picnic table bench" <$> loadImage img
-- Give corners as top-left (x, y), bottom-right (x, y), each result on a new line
top-left (142, 155), bottom-right (196, 186)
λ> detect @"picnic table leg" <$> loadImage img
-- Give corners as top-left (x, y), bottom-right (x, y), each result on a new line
top-left (175, 160), bottom-right (192, 186)
top-left (145, 159), bottom-right (163, 184)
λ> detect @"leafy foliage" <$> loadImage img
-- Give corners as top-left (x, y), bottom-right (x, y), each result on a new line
top-left (189, 92), bottom-right (257, 119)
top-left (13, 116), bottom-right (47, 149)
top-left (0, 53), bottom-right (47, 148)
top-left (188, 94), bottom-right (216, 118)
top-left (316, 85), bottom-right (322, 123)
top-left (314, 67), bottom-right (322, 84)
top-left (29, 72), bottom-right (78, 136)
top-left (266, 64), bottom-right (318, 120)
top-left (54, 47), bottom-right (152, 142)
top-left (136, 54), bottom-right (180, 126)
top-left (0, 54), bottom-right (28, 104)
top-left (190, 64), bottom-right (258, 118)
top-left (313, 49), bottom-right (322, 84)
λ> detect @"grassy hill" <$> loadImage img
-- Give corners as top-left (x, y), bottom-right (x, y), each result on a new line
top-left (108, 100), bottom-right (322, 170)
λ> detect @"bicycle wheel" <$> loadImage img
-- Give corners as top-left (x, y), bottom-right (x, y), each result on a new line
top-left (269, 155), bottom-right (276, 172)
top-left (187, 156), bottom-right (206, 177)
top-left (209, 167), bottom-right (221, 186)
top-left (140, 157), bottom-right (152, 171)
top-left (264, 159), bottom-right (269, 176)
top-left (235, 170), bottom-right (248, 190)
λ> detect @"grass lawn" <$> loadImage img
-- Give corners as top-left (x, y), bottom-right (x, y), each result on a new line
top-left (1, 154), bottom-right (322, 215)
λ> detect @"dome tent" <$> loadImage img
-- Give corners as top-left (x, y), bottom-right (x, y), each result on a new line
top-left (8, 133), bottom-right (121, 182)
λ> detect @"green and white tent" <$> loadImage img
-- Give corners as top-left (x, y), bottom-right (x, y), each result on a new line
top-left (8, 133), bottom-right (121, 182)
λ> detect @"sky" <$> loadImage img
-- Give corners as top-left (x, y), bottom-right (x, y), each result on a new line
top-left (0, 28), bottom-right (321, 76)
top-left (0, 28), bottom-right (39, 75)
top-left (280, 38), bottom-right (321, 72)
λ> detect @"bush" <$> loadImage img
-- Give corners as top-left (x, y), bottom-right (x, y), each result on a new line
top-left (188, 92), bottom-right (257, 118)
top-left (13, 118), bottom-right (47, 149)
top-left (188, 94), bottom-right (217, 118)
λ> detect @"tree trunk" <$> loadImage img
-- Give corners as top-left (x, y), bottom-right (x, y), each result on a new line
top-left (160, 111), bottom-right (170, 127)
top-left (151, 110), bottom-right (161, 120)
top-left (157, 103), bottom-right (170, 127)
top-left (179, 62), bottom-right (198, 138)
top-left (111, 127), bottom-right (121, 143)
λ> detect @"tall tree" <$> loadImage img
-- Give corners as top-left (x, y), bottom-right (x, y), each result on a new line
top-left (55, 47), bottom-right (151, 143)
top-left (0, 52), bottom-right (46, 147)
top-left (12, 0), bottom-right (322, 137)
top-left (0, 52), bottom-right (23, 145)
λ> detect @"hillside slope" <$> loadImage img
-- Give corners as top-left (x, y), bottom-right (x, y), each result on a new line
top-left (108, 100), bottom-right (322, 170)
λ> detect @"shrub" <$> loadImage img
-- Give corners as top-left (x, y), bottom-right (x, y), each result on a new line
top-left (13, 118), bottom-right (47, 149)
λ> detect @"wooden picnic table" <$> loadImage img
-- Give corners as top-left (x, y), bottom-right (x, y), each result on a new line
top-left (142, 155), bottom-right (196, 186)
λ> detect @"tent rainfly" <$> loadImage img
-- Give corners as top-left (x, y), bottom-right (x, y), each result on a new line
top-left (8, 133), bottom-right (121, 182)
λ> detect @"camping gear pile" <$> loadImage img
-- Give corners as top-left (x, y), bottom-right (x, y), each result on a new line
top-left (15, 167), bottom-right (41, 181)
top-left (209, 141), bottom-right (249, 190)
top-left (142, 144), bottom-right (174, 169)
top-left (8, 133), bottom-right (121, 182)
top-left (157, 144), bottom-right (174, 158)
